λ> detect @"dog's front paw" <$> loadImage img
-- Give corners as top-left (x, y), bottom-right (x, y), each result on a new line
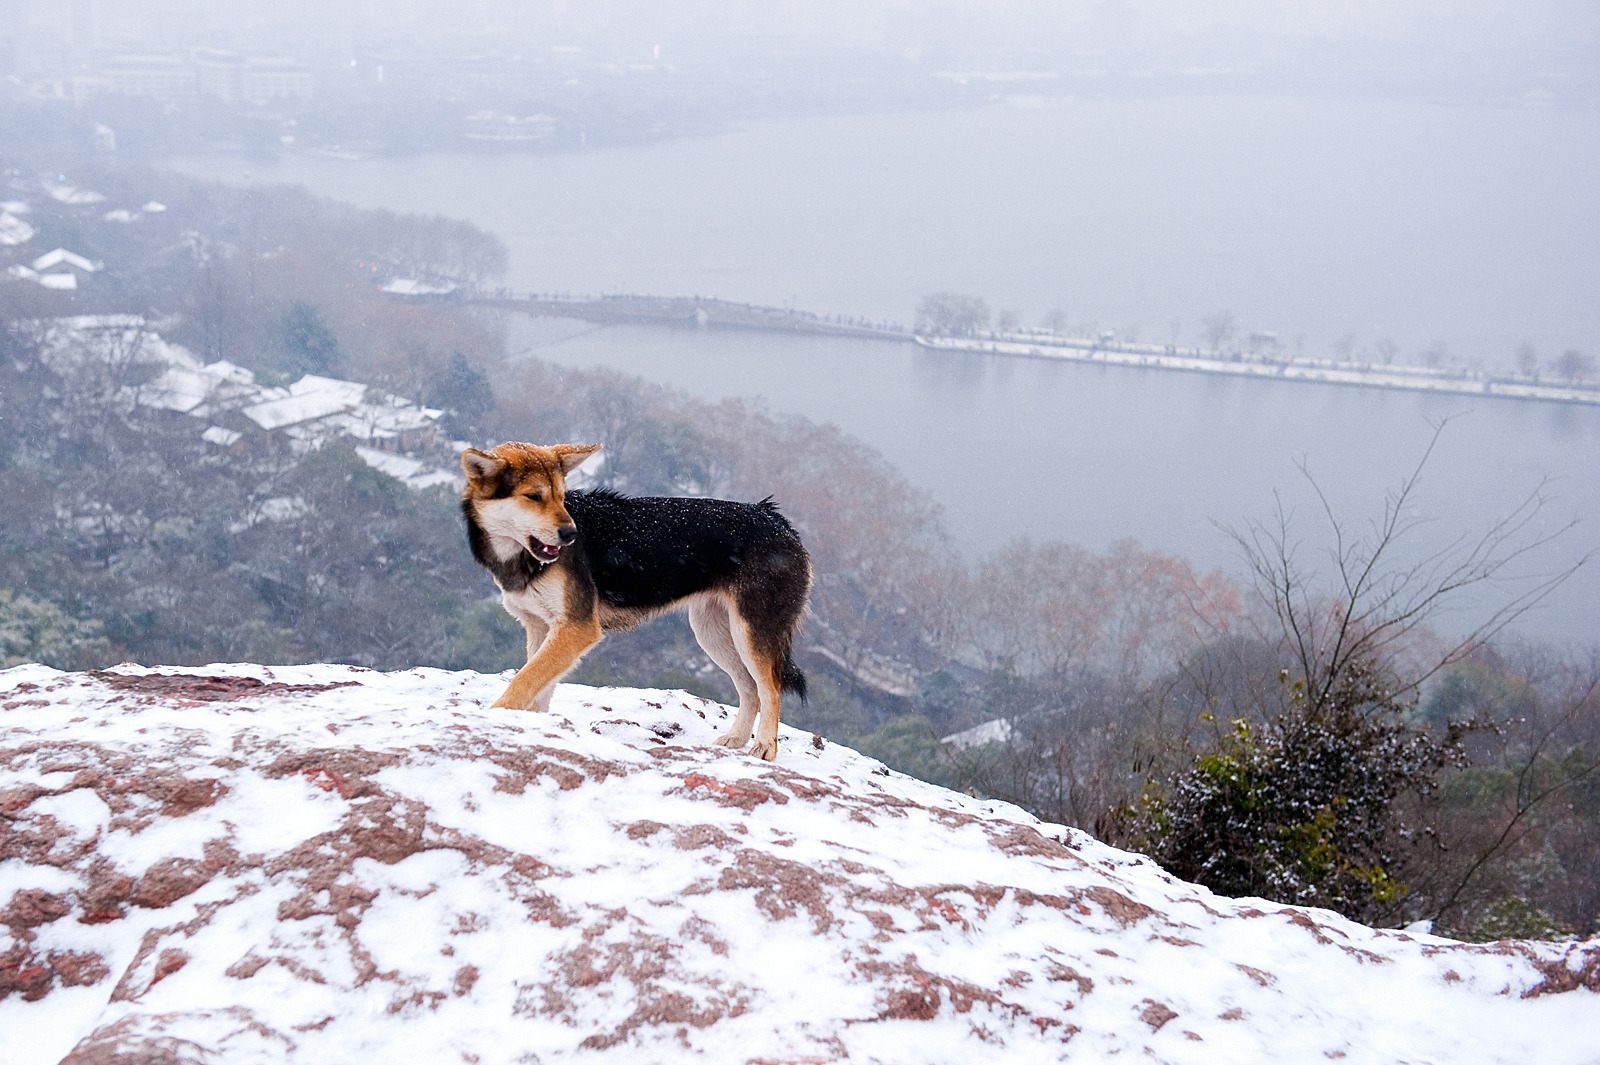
top-left (748, 739), bottom-right (778, 762)
top-left (712, 733), bottom-right (749, 749)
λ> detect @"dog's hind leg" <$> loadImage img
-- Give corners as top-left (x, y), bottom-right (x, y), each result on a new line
top-left (690, 596), bottom-right (761, 750)
top-left (724, 609), bottom-right (785, 762)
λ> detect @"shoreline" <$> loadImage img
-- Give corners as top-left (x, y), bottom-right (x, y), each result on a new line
top-left (450, 290), bottom-right (1600, 407)
top-left (916, 334), bottom-right (1600, 407)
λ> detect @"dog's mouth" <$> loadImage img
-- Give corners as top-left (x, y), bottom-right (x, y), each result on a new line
top-left (528, 537), bottom-right (562, 563)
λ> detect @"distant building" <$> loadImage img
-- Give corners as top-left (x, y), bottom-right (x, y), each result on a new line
top-left (35, 317), bottom-right (457, 487)
top-left (33, 248), bottom-right (103, 273)
top-left (194, 49), bottom-right (242, 104)
top-left (103, 55), bottom-right (197, 100)
top-left (89, 52), bottom-right (311, 105)
top-left (239, 58), bottom-right (312, 105)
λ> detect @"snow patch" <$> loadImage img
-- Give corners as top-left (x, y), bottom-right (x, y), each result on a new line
top-left (1, 664), bottom-right (1596, 1064)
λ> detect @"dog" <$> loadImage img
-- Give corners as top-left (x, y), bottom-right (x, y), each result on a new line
top-left (460, 441), bottom-right (811, 761)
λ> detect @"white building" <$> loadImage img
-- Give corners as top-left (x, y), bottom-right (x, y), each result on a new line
top-left (239, 58), bottom-right (313, 105)
top-left (102, 55), bottom-right (197, 100)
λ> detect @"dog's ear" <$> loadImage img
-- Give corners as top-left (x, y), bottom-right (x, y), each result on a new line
top-left (461, 448), bottom-right (508, 482)
top-left (553, 443), bottom-right (602, 474)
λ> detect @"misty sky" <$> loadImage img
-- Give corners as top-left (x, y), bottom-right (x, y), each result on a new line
top-left (15, 1), bottom-right (1599, 73)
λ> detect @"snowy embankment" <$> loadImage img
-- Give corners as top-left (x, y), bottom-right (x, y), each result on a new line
top-left (2, 665), bottom-right (1597, 1064)
top-left (915, 335), bottom-right (1600, 407)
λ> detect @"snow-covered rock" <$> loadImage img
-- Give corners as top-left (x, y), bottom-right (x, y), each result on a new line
top-left (2, 664), bottom-right (1596, 1064)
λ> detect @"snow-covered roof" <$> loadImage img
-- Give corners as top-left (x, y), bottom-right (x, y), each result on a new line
top-left (29, 317), bottom-right (453, 488)
top-left (381, 278), bottom-right (456, 296)
top-left (38, 273), bottom-right (77, 290)
top-left (0, 211), bottom-right (34, 246)
top-left (354, 446), bottom-right (461, 489)
top-left (354, 446), bottom-right (426, 479)
top-left (238, 375), bottom-right (367, 430)
top-left (46, 184), bottom-right (106, 205)
top-left (137, 367), bottom-right (221, 413)
top-left (941, 716), bottom-right (1013, 751)
top-left (333, 396), bottom-right (444, 443)
top-left (289, 373), bottom-right (367, 405)
top-left (241, 390), bottom-right (358, 431)
top-left (2, 663), bottom-right (1597, 1065)
top-left (201, 425), bottom-right (242, 447)
top-left (32, 248), bottom-right (103, 273)
top-left (201, 360), bottom-right (256, 386)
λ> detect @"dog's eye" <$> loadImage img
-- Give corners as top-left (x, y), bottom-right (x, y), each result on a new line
top-left (527, 492), bottom-right (544, 503)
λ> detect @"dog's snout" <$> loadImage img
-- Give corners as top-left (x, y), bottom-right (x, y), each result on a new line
top-left (557, 525), bottom-right (578, 546)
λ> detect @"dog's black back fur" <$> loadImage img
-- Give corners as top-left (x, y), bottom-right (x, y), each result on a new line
top-left (465, 486), bottom-right (809, 699)
top-left (566, 489), bottom-right (809, 699)
top-left (564, 489), bottom-right (787, 604)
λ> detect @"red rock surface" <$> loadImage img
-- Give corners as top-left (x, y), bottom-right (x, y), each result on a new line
top-left (2, 663), bottom-right (1597, 1064)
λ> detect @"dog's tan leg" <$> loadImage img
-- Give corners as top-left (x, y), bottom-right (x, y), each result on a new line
top-left (746, 660), bottom-right (784, 762)
top-left (522, 615), bottom-right (549, 660)
top-left (491, 618), bottom-right (601, 711)
top-left (725, 610), bottom-right (783, 762)
top-left (519, 616), bottom-right (554, 712)
top-left (690, 596), bottom-right (761, 749)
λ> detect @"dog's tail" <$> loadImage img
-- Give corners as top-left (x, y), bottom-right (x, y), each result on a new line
top-left (780, 650), bottom-right (807, 703)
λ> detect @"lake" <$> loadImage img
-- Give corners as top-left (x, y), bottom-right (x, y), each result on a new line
top-left (167, 97), bottom-right (1600, 641)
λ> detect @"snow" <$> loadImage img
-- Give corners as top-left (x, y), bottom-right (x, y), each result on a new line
top-left (3, 664), bottom-right (1596, 1064)
top-left (23, 314), bottom-right (448, 491)
top-left (381, 278), bottom-right (457, 296)
top-left (31, 250), bottom-right (101, 274)
top-left (241, 389), bottom-right (360, 431)
top-left (0, 212), bottom-right (35, 246)
top-left (37, 273), bottom-right (76, 291)
top-left (941, 717), bottom-right (1012, 751)
top-left (919, 335), bottom-right (1600, 407)
top-left (46, 186), bottom-right (106, 206)
top-left (354, 446), bottom-right (463, 490)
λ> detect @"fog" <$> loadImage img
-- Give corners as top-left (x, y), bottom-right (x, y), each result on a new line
top-left (10, 1), bottom-right (1600, 98)
top-left (4, 0), bottom-right (1598, 644)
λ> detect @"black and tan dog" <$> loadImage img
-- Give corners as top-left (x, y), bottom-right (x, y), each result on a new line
top-left (460, 442), bottom-right (811, 760)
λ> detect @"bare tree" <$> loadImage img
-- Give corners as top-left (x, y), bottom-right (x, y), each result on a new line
top-left (1515, 342), bottom-right (1539, 378)
top-left (914, 292), bottom-right (990, 336)
top-left (1554, 348), bottom-right (1594, 384)
top-left (1232, 422), bottom-right (1585, 713)
top-left (1201, 311), bottom-right (1236, 352)
top-left (1107, 422), bottom-right (1591, 926)
top-left (1417, 646), bottom-right (1600, 935)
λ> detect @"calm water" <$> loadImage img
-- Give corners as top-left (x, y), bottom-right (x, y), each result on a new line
top-left (168, 98), bottom-right (1600, 641)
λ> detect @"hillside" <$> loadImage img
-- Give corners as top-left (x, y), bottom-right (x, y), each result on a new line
top-left (2, 663), bottom-right (1598, 1064)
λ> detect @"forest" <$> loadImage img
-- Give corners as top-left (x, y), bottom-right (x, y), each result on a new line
top-left (1, 152), bottom-right (1596, 945)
